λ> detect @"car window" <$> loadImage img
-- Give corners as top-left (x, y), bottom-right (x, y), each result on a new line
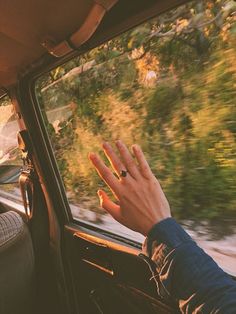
top-left (35, 0), bottom-right (236, 273)
top-left (0, 95), bottom-right (22, 207)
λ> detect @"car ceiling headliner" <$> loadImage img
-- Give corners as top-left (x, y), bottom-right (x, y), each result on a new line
top-left (0, 0), bottom-right (187, 95)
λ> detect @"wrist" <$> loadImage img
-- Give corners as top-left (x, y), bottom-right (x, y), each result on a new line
top-left (146, 217), bottom-right (170, 238)
top-left (142, 214), bottom-right (171, 236)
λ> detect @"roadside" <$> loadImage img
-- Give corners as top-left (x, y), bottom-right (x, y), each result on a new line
top-left (70, 202), bottom-right (236, 277)
top-left (0, 188), bottom-right (235, 277)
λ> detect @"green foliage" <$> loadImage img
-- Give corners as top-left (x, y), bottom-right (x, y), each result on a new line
top-left (36, 0), bottom-right (236, 227)
top-left (145, 84), bottom-right (183, 133)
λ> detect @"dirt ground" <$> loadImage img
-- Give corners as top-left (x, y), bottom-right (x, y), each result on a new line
top-left (70, 203), bottom-right (236, 277)
top-left (0, 188), bottom-right (235, 276)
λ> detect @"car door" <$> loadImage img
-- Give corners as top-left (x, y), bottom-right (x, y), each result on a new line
top-left (14, 0), bottom-right (236, 313)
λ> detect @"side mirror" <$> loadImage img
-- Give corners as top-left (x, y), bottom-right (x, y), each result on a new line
top-left (0, 165), bottom-right (21, 184)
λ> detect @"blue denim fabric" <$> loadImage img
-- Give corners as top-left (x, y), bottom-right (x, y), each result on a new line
top-left (142, 218), bottom-right (236, 313)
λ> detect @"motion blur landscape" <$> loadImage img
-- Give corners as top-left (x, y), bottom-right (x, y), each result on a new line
top-left (37, 0), bottom-right (236, 233)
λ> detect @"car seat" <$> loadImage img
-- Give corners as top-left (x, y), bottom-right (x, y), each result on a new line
top-left (0, 211), bottom-right (35, 314)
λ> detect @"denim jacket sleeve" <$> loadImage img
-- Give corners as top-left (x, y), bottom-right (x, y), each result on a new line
top-left (142, 218), bottom-right (236, 314)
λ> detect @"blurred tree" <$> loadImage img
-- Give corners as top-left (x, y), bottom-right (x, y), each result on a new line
top-left (36, 0), bottom-right (236, 228)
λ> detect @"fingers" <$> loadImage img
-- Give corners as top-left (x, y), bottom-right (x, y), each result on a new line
top-left (97, 190), bottom-right (121, 221)
top-left (102, 142), bottom-right (126, 178)
top-left (132, 144), bottom-right (153, 179)
top-left (89, 152), bottom-right (120, 195)
top-left (116, 140), bottom-right (140, 179)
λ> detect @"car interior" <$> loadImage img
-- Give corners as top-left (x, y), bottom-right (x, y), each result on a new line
top-left (0, 0), bottom-right (235, 313)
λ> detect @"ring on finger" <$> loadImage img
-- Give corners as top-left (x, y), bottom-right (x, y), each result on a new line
top-left (119, 170), bottom-right (128, 178)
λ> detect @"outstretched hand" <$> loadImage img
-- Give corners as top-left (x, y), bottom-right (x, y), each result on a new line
top-left (88, 140), bottom-right (171, 236)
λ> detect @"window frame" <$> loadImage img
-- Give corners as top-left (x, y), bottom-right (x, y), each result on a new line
top-left (21, 0), bottom-right (236, 254)
top-left (28, 60), bottom-right (146, 249)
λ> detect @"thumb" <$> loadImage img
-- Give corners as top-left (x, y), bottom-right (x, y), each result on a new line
top-left (97, 189), bottom-right (120, 219)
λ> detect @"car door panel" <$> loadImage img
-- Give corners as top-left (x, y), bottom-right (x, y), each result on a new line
top-left (64, 224), bottom-right (179, 314)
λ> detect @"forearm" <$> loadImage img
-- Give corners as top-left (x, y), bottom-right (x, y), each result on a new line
top-left (142, 218), bottom-right (236, 313)
top-left (89, 141), bottom-right (236, 312)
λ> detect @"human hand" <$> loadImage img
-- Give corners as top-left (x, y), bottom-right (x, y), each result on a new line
top-left (88, 140), bottom-right (171, 236)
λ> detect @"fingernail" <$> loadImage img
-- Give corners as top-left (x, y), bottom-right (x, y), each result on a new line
top-left (88, 152), bottom-right (95, 159)
top-left (103, 142), bottom-right (109, 148)
top-left (132, 144), bottom-right (139, 151)
top-left (116, 139), bottom-right (122, 147)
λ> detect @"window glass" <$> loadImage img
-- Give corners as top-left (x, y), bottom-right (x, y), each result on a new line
top-left (0, 95), bottom-right (22, 207)
top-left (35, 1), bottom-right (236, 273)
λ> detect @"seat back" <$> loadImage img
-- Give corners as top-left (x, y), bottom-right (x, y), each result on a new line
top-left (0, 211), bottom-right (35, 314)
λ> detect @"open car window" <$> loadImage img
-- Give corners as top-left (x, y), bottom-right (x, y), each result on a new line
top-left (35, 0), bottom-right (236, 274)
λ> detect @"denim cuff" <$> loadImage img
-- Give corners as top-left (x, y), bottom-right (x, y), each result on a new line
top-left (142, 218), bottom-right (193, 272)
